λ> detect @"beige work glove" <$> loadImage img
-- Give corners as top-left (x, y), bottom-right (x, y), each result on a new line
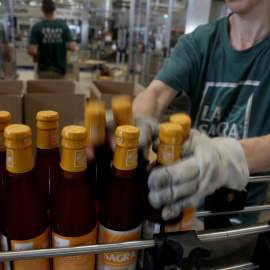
top-left (148, 129), bottom-right (249, 221)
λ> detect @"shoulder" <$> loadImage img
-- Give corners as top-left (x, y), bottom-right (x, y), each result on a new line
top-left (180, 17), bottom-right (226, 53)
top-left (31, 21), bottom-right (44, 30)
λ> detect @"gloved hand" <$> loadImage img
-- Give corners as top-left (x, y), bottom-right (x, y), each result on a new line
top-left (134, 114), bottom-right (159, 154)
top-left (148, 129), bottom-right (249, 221)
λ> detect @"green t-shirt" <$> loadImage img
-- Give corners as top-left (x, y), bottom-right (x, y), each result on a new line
top-left (156, 15), bottom-right (270, 224)
top-left (29, 19), bottom-right (74, 75)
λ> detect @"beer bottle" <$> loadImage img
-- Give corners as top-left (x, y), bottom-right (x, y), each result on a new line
top-left (111, 95), bottom-right (149, 203)
top-left (0, 111), bottom-right (11, 270)
top-left (85, 100), bottom-right (113, 213)
top-left (3, 124), bottom-right (50, 270)
top-left (170, 113), bottom-right (193, 231)
top-left (138, 122), bottom-right (183, 269)
top-left (34, 110), bottom-right (61, 212)
top-left (0, 111), bottom-right (11, 203)
top-left (97, 125), bottom-right (142, 270)
top-left (50, 125), bottom-right (97, 270)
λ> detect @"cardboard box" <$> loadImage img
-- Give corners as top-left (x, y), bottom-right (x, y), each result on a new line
top-left (24, 79), bottom-right (86, 156)
top-left (0, 81), bottom-right (24, 124)
top-left (89, 80), bottom-right (145, 109)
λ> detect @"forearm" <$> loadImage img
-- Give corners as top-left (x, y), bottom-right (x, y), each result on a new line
top-left (239, 134), bottom-right (270, 173)
top-left (133, 80), bottom-right (178, 120)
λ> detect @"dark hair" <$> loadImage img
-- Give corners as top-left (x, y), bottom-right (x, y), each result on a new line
top-left (42, 0), bottom-right (55, 14)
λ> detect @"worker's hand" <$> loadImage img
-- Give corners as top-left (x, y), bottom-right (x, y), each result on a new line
top-left (148, 129), bottom-right (249, 221)
top-left (134, 115), bottom-right (159, 156)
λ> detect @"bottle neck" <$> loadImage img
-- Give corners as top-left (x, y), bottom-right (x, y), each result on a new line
top-left (157, 141), bottom-right (181, 165)
top-left (112, 145), bottom-right (138, 171)
top-left (6, 146), bottom-right (34, 173)
top-left (36, 128), bottom-right (59, 149)
top-left (87, 122), bottom-right (106, 147)
top-left (61, 147), bottom-right (87, 173)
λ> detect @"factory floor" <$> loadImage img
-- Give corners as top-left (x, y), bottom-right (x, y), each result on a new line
top-left (16, 68), bottom-right (270, 228)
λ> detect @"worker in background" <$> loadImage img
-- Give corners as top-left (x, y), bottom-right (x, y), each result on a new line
top-left (128, 0), bottom-right (270, 227)
top-left (28, 0), bottom-right (75, 79)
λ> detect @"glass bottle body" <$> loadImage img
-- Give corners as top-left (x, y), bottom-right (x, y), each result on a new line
top-left (87, 143), bottom-right (113, 205)
top-left (98, 166), bottom-right (142, 231)
top-left (35, 147), bottom-right (61, 210)
top-left (50, 169), bottom-right (96, 237)
top-left (2, 170), bottom-right (48, 240)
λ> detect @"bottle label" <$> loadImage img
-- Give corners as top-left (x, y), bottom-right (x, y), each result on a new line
top-left (61, 147), bottom-right (87, 172)
top-left (112, 147), bottom-right (138, 170)
top-left (97, 223), bottom-right (141, 270)
top-left (6, 147), bottom-right (34, 173)
top-left (0, 132), bottom-right (5, 152)
top-left (36, 129), bottom-right (59, 149)
top-left (52, 228), bottom-right (96, 270)
top-left (10, 228), bottom-right (50, 270)
top-left (179, 206), bottom-right (195, 231)
top-left (157, 143), bottom-right (181, 165)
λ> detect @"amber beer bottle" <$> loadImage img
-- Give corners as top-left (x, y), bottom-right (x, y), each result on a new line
top-left (170, 113), bottom-right (193, 231)
top-left (111, 95), bottom-right (149, 202)
top-left (2, 124), bottom-right (50, 270)
top-left (50, 125), bottom-right (97, 270)
top-left (34, 110), bottom-right (61, 212)
top-left (85, 100), bottom-right (113, 212)
top-left (0, 111), bottom-right (11, 270)
top-left (138, 122), bottom-right (183, 269)
top-left (0, 111), bottom-right (11, 203)
top-left (97, 125), bottom-right (142, 270)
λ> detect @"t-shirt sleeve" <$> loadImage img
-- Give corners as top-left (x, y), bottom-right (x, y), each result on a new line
top-left (155, 33), bottom-right (202, 96)
top-left (64, 24), bottom-right (74, 42)
top-left (29, 25), bottom-right (38, 45)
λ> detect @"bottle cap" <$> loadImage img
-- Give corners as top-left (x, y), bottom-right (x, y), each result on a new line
top-left (61, 125), bottom-right (87, 149)
top-left (0, 111), bottom-right (11, 131)
top-left (159, 123), bottom-right (182, 144)
top-left (61, 125), bottom-right (87, 172)
top-left (4, 124), bottom-right (32, 149)
top-left (113, 125), bottom-right (140, 170)
top-left (111, 95), bottom-right (135, 126)
top-left (170, 113), bottom-right (191, 141)
top-left (115, 125), bottom-right (140, 140)
top-left (36, 110), bottom-right (59, 130)
top-left (4, 125), bottom-right (33, 173)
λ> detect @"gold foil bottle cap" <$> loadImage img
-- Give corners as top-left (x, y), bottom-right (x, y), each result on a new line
top-left (0, 111), bottom-right (11, 123)
top-left (4, 124), bottom-right (32, 149)
top-left (111, 95), bottom-right (135, 126)
top-left (159, 122), bottom-right (182, 144)
top-left (170, 113), bottom-right (191, 141)
top-left (36, 110), bottom-right (59, 121)
top-left (115, 125), bottom-right (140, 140)
top-left (0, 111), bottom-right (11, 131)
top-left (61, 125), bottom-right (87, 149)
top-left (36, 110), bottom-right (59, 130)
top-left (115, 125), bottom-right (140, 148)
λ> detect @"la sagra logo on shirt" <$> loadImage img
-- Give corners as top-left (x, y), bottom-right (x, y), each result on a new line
top-left (193, 81), bottom-right (260, 139)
